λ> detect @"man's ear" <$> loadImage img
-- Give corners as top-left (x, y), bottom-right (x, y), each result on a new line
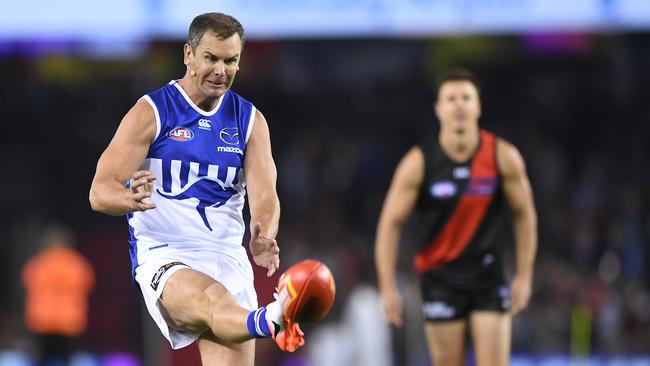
top-left (183, 43), bottom-right (193, 65)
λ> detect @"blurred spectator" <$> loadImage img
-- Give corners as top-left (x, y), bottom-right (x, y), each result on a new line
top-left (308, 285), bottom-right (391, 366)
top-left (22, 225), bottom-right (95, 365)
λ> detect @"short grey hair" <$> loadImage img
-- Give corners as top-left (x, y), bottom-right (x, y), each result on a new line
top-left (187, 12), bottom-right (245, 51)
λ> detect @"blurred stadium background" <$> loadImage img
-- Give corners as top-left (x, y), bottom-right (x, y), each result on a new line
top-left (1, 1), bottom-right (649, 365)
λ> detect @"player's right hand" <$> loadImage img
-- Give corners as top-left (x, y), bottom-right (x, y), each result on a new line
top-left (249, 222), bottom-right (280, 277)
top-left (380, 286), bottom-right (404, 327)
top-left (510, 273), bottom-right (532, 316)
top-left (129, 170), bottom-right (157, 212)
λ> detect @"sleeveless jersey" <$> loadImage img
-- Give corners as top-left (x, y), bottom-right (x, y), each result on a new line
top-left (127, 81), bottom-right (256, 275)
top-left (412, 130), bottom-right (506, 277)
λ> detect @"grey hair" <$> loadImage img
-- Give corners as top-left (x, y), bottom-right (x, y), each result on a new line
top-left (187, 12), bottom-right (245, 51)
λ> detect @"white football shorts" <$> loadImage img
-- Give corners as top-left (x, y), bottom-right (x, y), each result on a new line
top-left (134, 246), bottom-right (258, 349)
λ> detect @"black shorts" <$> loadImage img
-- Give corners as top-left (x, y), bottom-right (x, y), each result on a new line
top-left (418, 253), bottom-right (511, 322)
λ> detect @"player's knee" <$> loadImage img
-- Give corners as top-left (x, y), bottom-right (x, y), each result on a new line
top-left (203, 281), bottom-right (236, 307)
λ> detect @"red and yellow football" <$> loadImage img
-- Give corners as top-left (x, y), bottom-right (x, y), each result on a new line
top-left (278, 259), bottom-right (336, 323)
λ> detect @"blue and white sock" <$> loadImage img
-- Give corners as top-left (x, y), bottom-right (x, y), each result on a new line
top-left (247, 301), bottom-right (283, 338)
top-left (247, 307), bottom-right (270, 338)
top-left (247, 307), bottom-right (272, 338)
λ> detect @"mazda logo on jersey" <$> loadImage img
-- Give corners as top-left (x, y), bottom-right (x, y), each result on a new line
top-left (167, 127), bottom-right (194, 141)
top-left (219, 127), bottom-right (239, 145)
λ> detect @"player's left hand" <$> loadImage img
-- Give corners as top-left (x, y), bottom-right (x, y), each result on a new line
top-left (510, 273), bottom-right (532, 316)
top-left (249, 222), bottom-right (280, 277)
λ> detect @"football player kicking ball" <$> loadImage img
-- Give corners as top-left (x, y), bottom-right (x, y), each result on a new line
top-left (90, 12), bottom-right (303, 365)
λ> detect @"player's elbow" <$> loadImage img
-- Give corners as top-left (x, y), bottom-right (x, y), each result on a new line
top-left (88, 187), bottom-right (102, 212)
top-left (513, 205), bottom-right (537, 227)
top-left (379, 212), bottom-right (406, 232)
top-left (250, 191), bottom-right (280, 214)
top-left (88, 184), bottom-right (113, 215)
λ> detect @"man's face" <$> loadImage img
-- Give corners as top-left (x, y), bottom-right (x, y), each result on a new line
top-left (184, 30), bottom-right (242, 99)
top-left (435, 80), bottom-right (481, 132)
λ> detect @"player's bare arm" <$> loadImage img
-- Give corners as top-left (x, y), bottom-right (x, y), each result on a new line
top-left (89, 99), bottom-right (157, 215)
top-left (375, 147), bottom-right (425, 327)
top-left (244, 109), bottom-right (281, 277)
top-left (497, 139), bottom-right (538, 316)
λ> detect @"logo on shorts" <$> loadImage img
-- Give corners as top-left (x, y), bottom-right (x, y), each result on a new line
top-left (150, 261), bottom-right (185, 291)
top-left (499, 286), bottom-right (512, 310)
top-left (422, 301), bottom-right (455, 320)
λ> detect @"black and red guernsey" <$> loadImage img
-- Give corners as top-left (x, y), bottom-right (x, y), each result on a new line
top-left (412, 130), bottom-right (506, 281)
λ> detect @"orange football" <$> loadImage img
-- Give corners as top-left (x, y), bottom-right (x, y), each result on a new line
top-left (278, 259), bottom-right (336, 323)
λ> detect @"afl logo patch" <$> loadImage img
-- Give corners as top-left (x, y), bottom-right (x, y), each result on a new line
top-left (167, 127), bottom-right (194, 141)
top-left (430, 181), bottom-right (457, 198)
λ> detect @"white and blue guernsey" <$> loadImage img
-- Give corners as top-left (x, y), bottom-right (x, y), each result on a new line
top-left (127, 80), bottom-right (256, 279)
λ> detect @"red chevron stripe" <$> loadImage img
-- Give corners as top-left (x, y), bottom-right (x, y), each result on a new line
top-left (414, 130), bottom-right (497, 274)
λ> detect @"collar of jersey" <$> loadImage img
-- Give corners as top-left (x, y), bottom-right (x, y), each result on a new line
top-left (171, 80), bottom-right (224, 117)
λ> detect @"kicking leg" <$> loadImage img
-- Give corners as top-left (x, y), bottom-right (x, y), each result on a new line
top-left (158, 266), bottom-right (303, 352)
top-left (159, 267), bottom-right (252, 342)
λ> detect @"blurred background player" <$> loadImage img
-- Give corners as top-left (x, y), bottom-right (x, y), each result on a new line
top-left (89, 12), bottom-right (303, 365)
top-left (375, 68), bottom-right (538, 366)
top-left (22, 225), bottom-right (95, 366)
